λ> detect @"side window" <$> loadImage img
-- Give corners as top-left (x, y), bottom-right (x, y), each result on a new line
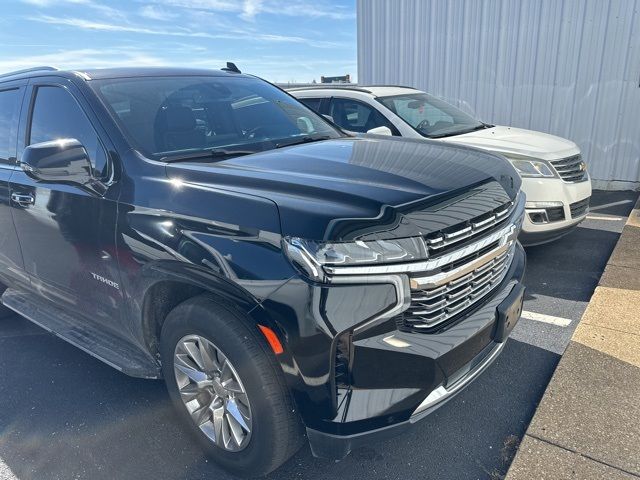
top-left (329, 98), bottom-right (396, 134)
top-left (29, 86), bottom-right (108, 178)
top-left (0, 88), bottom-right (20, 164)
top-left (299, 98), bottom-right (323, 113)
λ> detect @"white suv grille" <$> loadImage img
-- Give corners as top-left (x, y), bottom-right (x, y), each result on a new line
top-left (550, 154), bottom-right (586, 182)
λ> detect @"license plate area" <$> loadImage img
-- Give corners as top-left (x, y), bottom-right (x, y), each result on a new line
top-left (494, 284), bottom-right (525, 342)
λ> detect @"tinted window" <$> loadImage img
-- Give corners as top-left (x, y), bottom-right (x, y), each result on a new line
top-left (92, 76), bottom-right (341, 159)
top-left (0, 88), bottom-right (20, 164)
top-left (329, 98), bottom-right (396, 134)
top-left (29, 86), bottom-right (108, 177)
top-left (299, 98), bottom-right (322, 113)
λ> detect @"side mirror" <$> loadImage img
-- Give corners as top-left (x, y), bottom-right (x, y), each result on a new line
top-left (296, 116), bottom-right (314, 134)
top-left (21, 139), bottom-right (93, 187)
top-left (366, 126), bottom-right (393, 136)
top-left (322, 114), bottom-right (335, 123)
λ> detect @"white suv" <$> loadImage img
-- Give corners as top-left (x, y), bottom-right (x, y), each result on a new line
top-left (290, 85), bottom-right (592, 246)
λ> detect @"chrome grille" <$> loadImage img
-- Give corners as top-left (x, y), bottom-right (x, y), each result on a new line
top-left (402, 244), bottom-right (514, 330)
top-left (550, 155), bottom-right (587, 182)
top-left (424, 200), bottom-right (514, 254)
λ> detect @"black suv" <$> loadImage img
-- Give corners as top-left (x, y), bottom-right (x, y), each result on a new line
top-left (0, 66), bottom-right (526, 476)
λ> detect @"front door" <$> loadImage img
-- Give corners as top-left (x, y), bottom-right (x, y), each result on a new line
top-left (9, 78), bottom-right (123, 326)
top-left (0, 82), bottom-right (28, 289)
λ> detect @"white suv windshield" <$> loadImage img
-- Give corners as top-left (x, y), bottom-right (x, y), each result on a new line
top-left (92, 75), bottom-right (341, 160)
top-left (377, 93), bottom-right (486, 138)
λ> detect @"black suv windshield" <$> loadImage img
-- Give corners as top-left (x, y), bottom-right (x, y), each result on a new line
top-left (91, 75), bottom-right (341, 160)
top-left (377, 93), bottom-right (486, 138)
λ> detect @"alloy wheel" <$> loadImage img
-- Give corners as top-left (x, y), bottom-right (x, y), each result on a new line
top-left (173, 335), bottom-right (252, 451)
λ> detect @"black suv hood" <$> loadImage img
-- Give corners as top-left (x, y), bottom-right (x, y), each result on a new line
top-left (166, 136), bottom-right (520, 241)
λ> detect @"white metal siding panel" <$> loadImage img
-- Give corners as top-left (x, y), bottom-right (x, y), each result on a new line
top-left (357, 0), bottom-right (640, 185)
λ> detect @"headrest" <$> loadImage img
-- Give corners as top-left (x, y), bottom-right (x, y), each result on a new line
top-left (161, 106), bottom-right (197, 132)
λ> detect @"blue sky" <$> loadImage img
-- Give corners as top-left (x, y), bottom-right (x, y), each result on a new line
top-left (0, 0), bottom-right (356, 82)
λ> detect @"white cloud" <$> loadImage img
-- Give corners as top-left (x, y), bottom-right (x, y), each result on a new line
top-left (21, 0), bottom-right (90, 5)
top-left (138, 5), bottom-right (179, 21)
top-left (0, 47), bottom-right (168, 74)
top-left (259, 1), bottom-right (355, 20)
top-left (28, 15), bottom-right (343, 48)
top-left (241, 0), bottom-right (264, 20)
top-left (147, 0), bottom-right (240, 13)
top-left (148, 0), bottom-right (355, 21)
top-left (21, 0), bottom-right (127, 19)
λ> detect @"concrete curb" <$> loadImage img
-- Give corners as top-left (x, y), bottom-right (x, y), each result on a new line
top-left (506, 197), bottom-right (640, 479)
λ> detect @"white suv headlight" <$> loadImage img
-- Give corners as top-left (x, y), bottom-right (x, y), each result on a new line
top-left (509, 159), bottom-right (555, 178)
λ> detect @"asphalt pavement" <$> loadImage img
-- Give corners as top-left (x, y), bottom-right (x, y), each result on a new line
top-left (0, 190), bottom-right (637, 480)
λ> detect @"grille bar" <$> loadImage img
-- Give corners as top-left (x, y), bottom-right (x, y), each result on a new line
top-left (404, 246), bottom-right (514, 330)
top-left (570, 197), bottom-right (590, 218)
top-left (425, 201), bottom-right (513, 253)
top-left (550, 155), bottom-right (586, 182)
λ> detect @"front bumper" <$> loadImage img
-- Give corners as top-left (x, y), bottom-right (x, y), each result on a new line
top-left (520, 176), bottom-right (592, 246)
top-left (305, 242), bottom-right (526, 460)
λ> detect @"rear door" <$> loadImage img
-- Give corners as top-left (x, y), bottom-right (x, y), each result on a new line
top-left (9, 77), bottom-right (123, 325)
top-left (0, 82), bottom-right (28, 289)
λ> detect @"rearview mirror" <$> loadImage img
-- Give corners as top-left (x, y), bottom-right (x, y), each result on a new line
top-left (366, 126), bottom-right (393, 136)
top-left (21, 139), bottom-right (93, 188)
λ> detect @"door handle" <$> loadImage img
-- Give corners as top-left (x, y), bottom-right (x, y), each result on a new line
top-left (10, 193), bottom-right (35, 207)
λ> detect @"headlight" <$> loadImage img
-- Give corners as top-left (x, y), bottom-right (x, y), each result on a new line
top-left (509, 159), bottom-right (555, 178)
top-left (284, 236), bottom-right (427, 281)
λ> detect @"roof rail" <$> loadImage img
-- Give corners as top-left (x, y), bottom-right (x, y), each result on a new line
top-left (362, 84), bottom-right (419, 90)
top-left (285, 84), bottom-right (372, 94)
top-left (0, 66), bottom-right (58, 80)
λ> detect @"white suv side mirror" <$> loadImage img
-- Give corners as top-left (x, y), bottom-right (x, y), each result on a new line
top-left (366, 126), bottom-right (393, 136)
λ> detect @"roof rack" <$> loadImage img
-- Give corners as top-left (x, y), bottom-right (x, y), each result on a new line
top-left (0, 66), bottom-right (58, 80)
top-left (360, 84), bottom-right (419, 90)
top-left (285, 85), bottom-right (372, 94)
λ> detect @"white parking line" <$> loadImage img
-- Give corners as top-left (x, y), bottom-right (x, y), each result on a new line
top-left (521, 310), bottom-right (572, 327)
top-left (586, 215), bottom-right (623, 221)
top-left (589, 199), bottom-right (634, 212)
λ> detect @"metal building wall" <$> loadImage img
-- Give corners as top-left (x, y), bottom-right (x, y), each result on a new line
top-left (357, 0), bottom-right (640, 188)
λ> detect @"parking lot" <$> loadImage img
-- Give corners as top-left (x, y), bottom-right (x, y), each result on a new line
top-left (0, 189), bottom-right (637, 480)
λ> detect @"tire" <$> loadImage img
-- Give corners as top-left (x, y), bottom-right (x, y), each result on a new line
top-left (160, 294), bottom-right (304, 477)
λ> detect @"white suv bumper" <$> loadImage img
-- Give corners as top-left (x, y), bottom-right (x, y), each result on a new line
top-left (519, 175), bottom-right (592, 246)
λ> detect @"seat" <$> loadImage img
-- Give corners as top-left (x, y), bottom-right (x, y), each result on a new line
top-left (154, 105), bottom-right (206, 152)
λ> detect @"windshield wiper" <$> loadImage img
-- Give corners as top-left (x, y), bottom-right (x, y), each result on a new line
top-left (275, 135), bottom-right (331, 149)
top-left (161, 148), bottom-right (256, 163)
top-left (429, 124), bottom-right (489, 139)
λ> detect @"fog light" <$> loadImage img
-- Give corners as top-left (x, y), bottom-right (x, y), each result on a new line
top-left (525, 201), bottom-right (563, 209)
top-left (528, 209), bottom-right (549, 224)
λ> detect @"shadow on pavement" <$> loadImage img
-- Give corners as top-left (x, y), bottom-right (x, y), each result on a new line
top-left (523, 190), bottom-right (638, 304)
top-left (523, 226), bottom-right (621, 303)
top-left (0, 322), bottom-right (558, 480)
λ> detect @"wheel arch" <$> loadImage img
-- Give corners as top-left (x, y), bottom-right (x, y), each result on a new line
top-left (139, 267), bottom-right (263, 364)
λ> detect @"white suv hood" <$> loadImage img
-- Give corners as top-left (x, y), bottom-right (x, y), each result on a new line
top-left (443, 126), bottom-right (580, 160)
